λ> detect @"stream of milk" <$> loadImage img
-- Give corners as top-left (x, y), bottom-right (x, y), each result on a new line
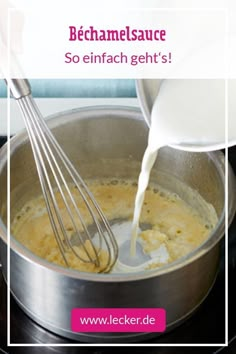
top-left (130, 146), bottom-right (159, 256)
top-left (130, 79), bottom-right (230, 256)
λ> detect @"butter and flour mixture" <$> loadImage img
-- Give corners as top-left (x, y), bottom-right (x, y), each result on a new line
top-left (11, 179), bottom-right (218, 273)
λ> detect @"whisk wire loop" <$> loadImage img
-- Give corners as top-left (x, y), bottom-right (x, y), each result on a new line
top-left (17, 95), bottom-right (118, 273)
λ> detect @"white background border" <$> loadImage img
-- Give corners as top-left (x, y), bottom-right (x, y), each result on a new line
top-left (6, 6), bottom-right (229, 349)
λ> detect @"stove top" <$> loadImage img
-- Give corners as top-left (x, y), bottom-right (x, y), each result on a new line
top-left (0, 136), bottom-right (236, 353)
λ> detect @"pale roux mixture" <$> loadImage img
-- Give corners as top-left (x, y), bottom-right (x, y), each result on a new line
top-left (11, 179), bottom-right (217, 273)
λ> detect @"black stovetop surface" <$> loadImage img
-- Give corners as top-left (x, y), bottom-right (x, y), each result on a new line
top-left (0, 137), bottom-right (236, 353)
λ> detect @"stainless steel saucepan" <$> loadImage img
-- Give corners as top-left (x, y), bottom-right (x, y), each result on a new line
top-left (0, 106), bottom-right (235, 343)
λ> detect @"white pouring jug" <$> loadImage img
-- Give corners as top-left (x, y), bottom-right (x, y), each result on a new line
top-left (148, 79), bottom-right (236, 152)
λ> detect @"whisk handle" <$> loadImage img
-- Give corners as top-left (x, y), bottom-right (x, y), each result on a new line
top-left (4, 78), bottom-right (31, 99)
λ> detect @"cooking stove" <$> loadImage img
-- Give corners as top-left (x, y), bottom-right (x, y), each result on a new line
top-left (0, 99), bottom-right (236, 353)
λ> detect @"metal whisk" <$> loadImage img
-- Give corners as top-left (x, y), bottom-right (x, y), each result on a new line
top-left (7, 79), bottom-right (118, 273)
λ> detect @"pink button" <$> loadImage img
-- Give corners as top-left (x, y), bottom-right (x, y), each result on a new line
top-left (71, 308), bottom-right (166, 332)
